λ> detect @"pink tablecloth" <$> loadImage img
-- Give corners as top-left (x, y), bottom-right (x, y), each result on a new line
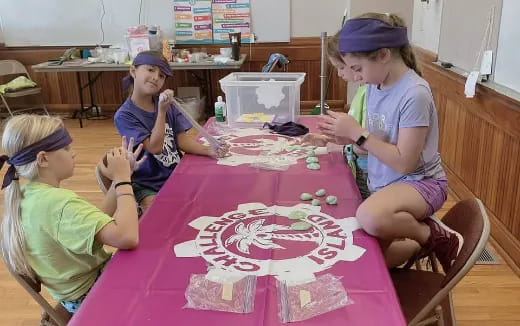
top-left (69, 117), bottom-right (406, 326)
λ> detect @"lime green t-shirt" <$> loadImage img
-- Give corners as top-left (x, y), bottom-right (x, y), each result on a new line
top-left (21, 181), bottom-right (114, 301)
top-left (348, 84), bottom-right (367, 127)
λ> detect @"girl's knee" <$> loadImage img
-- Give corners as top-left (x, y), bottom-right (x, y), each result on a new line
top-left (139, 195), bottom-right (155, 212)
top-left (356, 202), bottom-right (391, 238)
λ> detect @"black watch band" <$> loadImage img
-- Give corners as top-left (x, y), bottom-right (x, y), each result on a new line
top-left (355, 131), bottom-right (369, 146)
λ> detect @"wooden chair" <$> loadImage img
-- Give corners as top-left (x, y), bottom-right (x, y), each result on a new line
top-left (391, 198), bottom-right (490, 326)
top-left (0, 60), bottom-right (50, 117)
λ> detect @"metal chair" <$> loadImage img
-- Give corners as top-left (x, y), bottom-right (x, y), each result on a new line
top-left (391, 198), bottom-right (490, 326)
top-left (95, 164), bottom-right (112, 194)
top-left (0, 60), bottom-right (50, 117)
top-left (5, 265), bottom-right (71, 326)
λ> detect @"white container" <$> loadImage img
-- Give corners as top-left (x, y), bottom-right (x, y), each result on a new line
top-left (219, 72), bottom-right (306, 128)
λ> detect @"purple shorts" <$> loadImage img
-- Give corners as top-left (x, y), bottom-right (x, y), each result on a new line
top-left (401, 178), bottom-right (448, 217)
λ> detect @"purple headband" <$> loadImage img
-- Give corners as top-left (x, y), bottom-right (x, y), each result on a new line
top-left (339, 18), bottom-right (408, 52)
top-left (0, 128), bottom-right (72, 189)
top-left (122, 53), bottom-right (173, 90)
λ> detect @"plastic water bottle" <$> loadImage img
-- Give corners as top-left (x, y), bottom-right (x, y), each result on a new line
top-left (215, 96), bottom-right (226, 123)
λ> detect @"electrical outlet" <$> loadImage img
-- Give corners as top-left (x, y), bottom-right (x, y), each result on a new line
top-left (250, 33), bottom-right (256, 43)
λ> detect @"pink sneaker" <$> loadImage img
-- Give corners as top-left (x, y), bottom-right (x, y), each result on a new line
top-left (423, 216), bottom-right (464, 274)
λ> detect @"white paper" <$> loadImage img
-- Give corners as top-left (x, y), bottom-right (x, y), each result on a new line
top-left (464, 71), bottom-right (480, 98)
top-left (480, 50), bottom-right (493, 75)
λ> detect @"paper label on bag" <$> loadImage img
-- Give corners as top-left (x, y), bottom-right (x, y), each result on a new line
top-left (480, 50), bottom-right (493, 75)
top-left (300, 289), bottom-right (311, 308)
top-left (464, 71), bottom-right (480, 98)
top-left (222, 282), bottom-right (233, 301)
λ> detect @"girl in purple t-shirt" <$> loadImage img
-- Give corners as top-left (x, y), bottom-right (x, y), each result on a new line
top-left (114, 51), bottom-right (229, 211)
top-left (318, 13), bottom-right (463, 273)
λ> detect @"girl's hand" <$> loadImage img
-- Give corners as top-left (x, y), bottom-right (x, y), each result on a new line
top-left (122, 136), bottom-right (146, 171)
top-left (318, 111), bottom-right (363, 141)
top-left (158, 89), bottom-right (174, 112)
top-left (301, 133), bottom-right (331, 147)
top-left (104, 147), bottom-right (132, 181)
top-left (208, 142), bottom-right (230, 158)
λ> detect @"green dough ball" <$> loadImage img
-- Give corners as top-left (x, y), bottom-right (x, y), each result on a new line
top-left (306, 163), bottom-right (320, 170)
top-left (306, 157), bottom-right (319, 164)
top-left (311, 199), bottom-right (321, 206)
top-left (286, 145), bottom-right (295, 151)
top-left (326, 195), bottom-right (338, 205)
top-left (288, 210), bottom-right (307, 219)
top-left (300, 192), bottom-right (313, 200)
top-left (291, 221), bottom-right (313, 230)
top-left (293, 145), bottom-right (303, 150)
top-left (306, 150), bottom-right (316, 157)
top-left (315, 189), bottom-right (326, 197)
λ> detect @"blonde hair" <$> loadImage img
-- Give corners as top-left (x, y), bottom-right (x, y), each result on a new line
top-left (1, 114), bottom-right (63, 280)
top-left (344, 12), bottom-right (422, 77)
top-left (127, 50), bottom-right (169, 96)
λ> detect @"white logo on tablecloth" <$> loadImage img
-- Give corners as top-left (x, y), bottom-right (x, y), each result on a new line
top-left (201, 127), bottom-right (325, 167)
top-left (174, 203), bottom-right (366, 284)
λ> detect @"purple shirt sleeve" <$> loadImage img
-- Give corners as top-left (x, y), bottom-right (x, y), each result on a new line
top-left (398, 85), bottom-right (432, 128)
top-left (114, 110), bottom-right (151, 145)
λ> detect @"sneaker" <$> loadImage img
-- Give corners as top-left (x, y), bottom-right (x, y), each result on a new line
top-left (423, 216), bottom-right (464, 274)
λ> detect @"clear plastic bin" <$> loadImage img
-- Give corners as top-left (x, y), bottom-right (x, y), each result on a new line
top-left (219, 72), bottom-right (306, 128)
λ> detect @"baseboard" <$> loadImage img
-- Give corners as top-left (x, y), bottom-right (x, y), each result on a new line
top-left (444, 164), bottom-right (520, 276)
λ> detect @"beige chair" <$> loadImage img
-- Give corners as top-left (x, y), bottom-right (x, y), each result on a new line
top-left (391, 198), bottom-right (490, 326)
top-left (0, 60), bottom-right (50, 117)
top-left (5, 266), bottom-right (71, 326)
top-left (94, 164), bottom-right (112, 194)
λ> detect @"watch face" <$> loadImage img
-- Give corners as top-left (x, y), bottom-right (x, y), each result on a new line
top-left (356, 133), bottom-right (367, 146)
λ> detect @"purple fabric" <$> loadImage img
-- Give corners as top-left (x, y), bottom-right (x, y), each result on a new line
top-left (263, 121), bottom-right (309, 136)
top-left (122, 53), bottom-right (172, 90)
top-left (0, 128), bottom-right (72, 189)
top-left (401, 178), bottom-right (448, 217)
top-left (365, 69), bottom-right (446, 192)
top-left (114, 96), bottom-right (192, 191)
top-left (339, 18), bottom-right (408, 52)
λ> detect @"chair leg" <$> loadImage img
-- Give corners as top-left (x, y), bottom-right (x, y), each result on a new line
top-left (38, 94), bottom-right (50, 116)
top-left (0, 94), bottom-right (14, 117)
top-left (429, 253), bottom-right (439, 273)
top-left (436, 305), bottom-right (445, 326)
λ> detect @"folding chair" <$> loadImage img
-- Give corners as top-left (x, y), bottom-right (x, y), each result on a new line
top-left (95, 164), bottom-right (112, 194)
top-left (0, 60), bottom-right (50, 117)
top-left (391, 198), bottom-right (490, 326)
top-left (5, 266), bottom-right (71, 326)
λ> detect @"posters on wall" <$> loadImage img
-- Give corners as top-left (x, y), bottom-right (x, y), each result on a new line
top-left (174, 0), bottom-right (213, 44)
top-left (173, 0), bottom-right (251, 44)
top-left (212, 0), bottom-right (251, 43)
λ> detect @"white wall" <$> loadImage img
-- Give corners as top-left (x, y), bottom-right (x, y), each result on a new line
top-left (411, 0), bottom-right (443, 53)
top-left (291, 0), bottom-right (350, 37)
top-left (350, 0), bottom-right (414, 38)
top-left (0, 14), bottom-right (4, 44)
top-left (494, 0), bottom-right (520, 93)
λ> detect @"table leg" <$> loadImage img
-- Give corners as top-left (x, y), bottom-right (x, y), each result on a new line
top-left (74, 72), bottom-right (85, 128)
top-left (205, 69), bottom-right (214, 118)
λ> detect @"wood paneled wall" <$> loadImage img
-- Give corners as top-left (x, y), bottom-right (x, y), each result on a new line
top-left (0, 38), bottom-right (347, 116)
top-left (415, 47), bottom-right (520, 268)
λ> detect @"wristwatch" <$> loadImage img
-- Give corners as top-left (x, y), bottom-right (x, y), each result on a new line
top-left (355, 130), bottom-right (370, 146)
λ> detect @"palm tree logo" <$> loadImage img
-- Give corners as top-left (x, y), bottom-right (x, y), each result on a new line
top-left (225, 218), bottom-right (322, 255)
